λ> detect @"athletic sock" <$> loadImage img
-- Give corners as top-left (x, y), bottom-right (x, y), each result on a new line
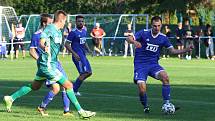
top-left (139, 93), bottom-right (148, 108)
top-left (40, 91), bottom-right (55, 108)
top-left (66, 89), bottom-right (82, 111)
top-left (11, 84), bottom-right (32, 101)
top-left (73, 78), bottom-right (83, 92)
top-left (62, 90), bottom-right (70, 112)
top-left (162, 84), bottom-right (170, 103)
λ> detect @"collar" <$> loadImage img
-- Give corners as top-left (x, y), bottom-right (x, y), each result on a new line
top-left (150, 29), bottom-right (160, 38)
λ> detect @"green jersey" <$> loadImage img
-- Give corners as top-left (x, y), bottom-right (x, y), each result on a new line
top-left (37, 24), bottom-right (62, 70)
top-left (35, 24), bottom-right (64, 80)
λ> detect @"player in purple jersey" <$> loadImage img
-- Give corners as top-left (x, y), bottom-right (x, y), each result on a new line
top-left (65, 15), bottom-right (92, 96)
top-left (29, 13), bottom-right (72, 116)
top-left (127, 16), bottom-right (193, 113)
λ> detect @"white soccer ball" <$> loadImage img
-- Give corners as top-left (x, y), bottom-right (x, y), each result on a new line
top-left (161, 103), bottom-right (175, 114)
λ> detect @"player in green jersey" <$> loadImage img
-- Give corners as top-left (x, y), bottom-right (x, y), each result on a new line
top-left (3, 10), bottom-right (95, 119)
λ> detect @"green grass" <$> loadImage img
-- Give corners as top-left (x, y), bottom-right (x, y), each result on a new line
top-left (0, 55), bottom-right (215, 121)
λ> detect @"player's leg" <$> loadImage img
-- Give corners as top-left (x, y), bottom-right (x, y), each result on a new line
top-left (157, 71), bottom-right (171, 104)
top-left (134, 64), bottom-right (149, 113)
top-left (137, 81), bottom-right (149, 113)
top-left (57, 77), bottom-right (96, 119)
top-left (37, 83), bottom-right (60, 116)
top-left (149, 64), bottom-right (171, 104)
top-left (73, 57), bottom-right (92, 95)
top-left (155, 68), bottom-right (180, 112)
top-left (62, 87), bottom-right (72, 116)
top-left (56, 61), bottom-right (71, 115)
top-left (3, 80), bottom-right (43, 112)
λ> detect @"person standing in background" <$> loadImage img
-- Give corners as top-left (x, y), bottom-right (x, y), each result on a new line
top-left (204, 24), bottom-right (214, 60)
top-left (123, 23), bottom-right (134, 58)
top-left (14, 22), bottom-right (26, 59)
top-left (175, 22), bottom-right (185, 59)
top-left (90, 22), bottom-right (106, 56)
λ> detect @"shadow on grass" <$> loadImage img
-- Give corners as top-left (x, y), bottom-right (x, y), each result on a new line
top-left (0, 80), bottom-right (215, 121)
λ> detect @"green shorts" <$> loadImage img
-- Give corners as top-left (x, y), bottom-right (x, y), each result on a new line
top-left (34, 67), bottom-right (67, 85)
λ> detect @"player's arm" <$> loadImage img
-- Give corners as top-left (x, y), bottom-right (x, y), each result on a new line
top-left (168, 45), bottom-right (193, 54)
top-left (64, 41), bottom-right (80, 61)
top-left (29, 48), bottom-right (38, 60)
top-left (40, 38), bottom-right (49, 52)
top-left (126, 34), bottom-right (142, 48)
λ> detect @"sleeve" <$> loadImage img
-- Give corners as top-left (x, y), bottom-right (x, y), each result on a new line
top-left (41, 26), bottom-right (52, 40)
top-left (30, 34), bottom-right (37, 48)
top-left (134, 30), bottom-right (144, 42)
top-left (66, 31), bottom-right (75, 43)
top-left (164, 37), bottom-right (173, 49)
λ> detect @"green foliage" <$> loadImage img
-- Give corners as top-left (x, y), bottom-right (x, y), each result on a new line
top-left (1, 0), bottom-right (214, 25)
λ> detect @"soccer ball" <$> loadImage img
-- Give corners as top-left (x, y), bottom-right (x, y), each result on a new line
top-left (161, 103), bottom-right (175, 114)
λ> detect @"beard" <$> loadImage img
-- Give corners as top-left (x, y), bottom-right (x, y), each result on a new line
top-left (77, 25), bottom-right (83, 29)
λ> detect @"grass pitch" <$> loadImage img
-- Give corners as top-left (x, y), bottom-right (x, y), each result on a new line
top-left (0, 55), bottom-right (215, 121)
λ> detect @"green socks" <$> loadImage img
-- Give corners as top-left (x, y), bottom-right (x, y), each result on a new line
top-left (11, 84), bottom-right (32, 101)
top-left (66, 89), bottom-right (82, 111)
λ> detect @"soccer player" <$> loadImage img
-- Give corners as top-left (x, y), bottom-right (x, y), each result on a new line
top-left (127, 16), bottom-right (193, 113)
top-left (65, 15), bottom-right (92, 96)
top-left (29, 13), bottom-right (71, 116)
top-left (3, 10), bottom-right (96, 119)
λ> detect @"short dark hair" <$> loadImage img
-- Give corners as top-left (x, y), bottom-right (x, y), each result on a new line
top-left (54, 10), bottom-right (67, 22)
top-left (40, 13), bottom-right (52, 27)
top-left (151, 16), bottom-right (162, 24)
top-left (76, 15), bottom-right (84, 20)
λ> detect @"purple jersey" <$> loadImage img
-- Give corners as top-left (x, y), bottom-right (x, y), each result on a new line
top-left (67, 28), bottom-right (87, 56)
top-left (29, 30), bottom-right (43, 55)
top-left (134, 29), bottom-right (173, 64)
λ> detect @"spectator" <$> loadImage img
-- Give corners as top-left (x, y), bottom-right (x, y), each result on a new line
top-left (193, 27), bottom-right (203, 59)
top-left (0, 36), bottom-right (7, 59)
top-left (162, 25), bottom-right (171, 59)
top-left (7, 23), bottom-right (16, 56)
top-left (14, 22), bottom-right (25, 59)
top-left (175, 22), bottom-right (185, 59)
top-left (184, 24), bottom-right (193, 60)
top-left (63, 22), bottom-right (72, 57)
top-left (123, 23), bottom-right (134, 58)
top-left (204, 24), bottom-right (214, 60)
top-left (90, 23), bottom-right (106, 56)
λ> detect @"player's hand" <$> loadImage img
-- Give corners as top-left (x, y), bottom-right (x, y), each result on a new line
top-left (44, 46), bottom-right (49, 52)
top-left (134, 41), bottom-right (142, 48)
top-left (73, 53), bottom-right (80, 61)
